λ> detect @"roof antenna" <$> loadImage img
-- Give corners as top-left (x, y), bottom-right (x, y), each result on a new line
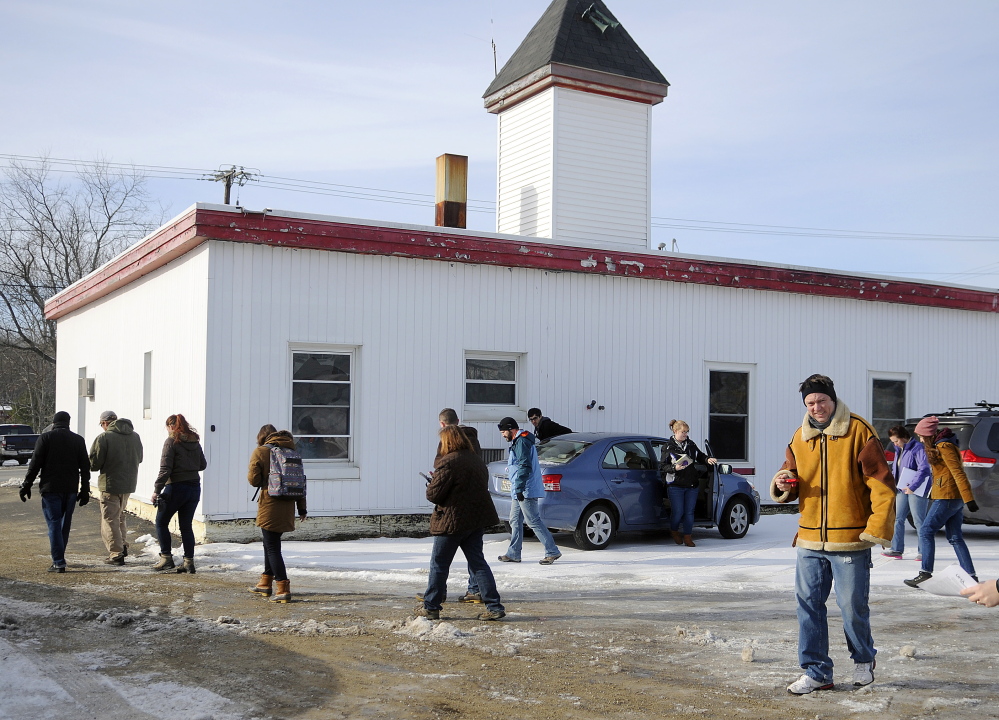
top-left (491, 17), bottom-right (498, 76)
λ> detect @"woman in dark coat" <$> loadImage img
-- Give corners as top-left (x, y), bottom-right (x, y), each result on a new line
top-left (248, 424), bottom-right (307, 603)
top-left (660, 419), bottom-right (716, 547)
top-left (152, 413), bottom-right (207, 573)
top-left (416, 425), bottom-right (505, 621)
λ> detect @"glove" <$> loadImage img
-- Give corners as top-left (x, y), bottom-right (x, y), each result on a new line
top-left (516, 492), bottom-right (525, 501)
top-left (19, 486), bottom-right (30, 502)
top-left (78, 489), bottom-right (91, 506)
top-left (967, 500), bottom-right (979, 513)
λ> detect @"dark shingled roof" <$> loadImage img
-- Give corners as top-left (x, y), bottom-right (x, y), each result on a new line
top-left (483, 0), bottom-right (668, 98)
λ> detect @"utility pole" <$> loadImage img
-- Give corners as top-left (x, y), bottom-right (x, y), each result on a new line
top-left (209, 165), bottom-right (254, 205)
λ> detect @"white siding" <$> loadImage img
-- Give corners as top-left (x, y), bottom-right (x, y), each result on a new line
top-left (53, 245), bottom-right (210, 508)
top-left (495, 87), bottom-right (652, 251)
top-left (496, 88), bottom-right (554, 238)
top-left (55, 237), bottom-right (999, 525)
top-left (552, 88), bottom-right (651, 250)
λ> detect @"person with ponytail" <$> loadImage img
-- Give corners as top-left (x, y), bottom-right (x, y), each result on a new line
top-left (905, 416), bottom-right (979, 588)
top-left (152, 414), bottom-right (207, 573)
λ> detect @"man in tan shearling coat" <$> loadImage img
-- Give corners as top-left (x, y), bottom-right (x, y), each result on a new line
top-left (771, 375), bottom-right (895, 696)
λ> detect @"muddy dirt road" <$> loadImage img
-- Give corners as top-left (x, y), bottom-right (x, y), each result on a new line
top-left (2, 473), bottom-right (997, 720)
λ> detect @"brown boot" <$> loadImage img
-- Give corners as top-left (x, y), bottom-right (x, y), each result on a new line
top-left (250, 574), bottom-right (273, 596)
top-left (683, 535), bottom-right (696, 547)
top-left (152, 554), bottom-right (175, 571)
top-left (271, 579), bottom-right (291, 603)
top-left (670, 530), bottom-right (683, 545)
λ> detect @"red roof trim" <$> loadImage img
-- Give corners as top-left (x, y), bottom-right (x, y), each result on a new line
top-left (45, 207), bottom-right (999, 320)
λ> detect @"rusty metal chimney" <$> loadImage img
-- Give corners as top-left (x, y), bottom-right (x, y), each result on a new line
top-left (435, 153), bottom-right (467, 228)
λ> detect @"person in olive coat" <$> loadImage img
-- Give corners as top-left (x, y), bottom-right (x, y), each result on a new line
top-left (416, 425), bottom-right (505, 621)
top-left (151, 414), bottom-right (207, 573)
top-left (247, 425), bottom-right (307, 603)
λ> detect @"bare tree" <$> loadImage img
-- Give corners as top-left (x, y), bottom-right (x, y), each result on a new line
top-left (0, 157), bottom-right (159, 428)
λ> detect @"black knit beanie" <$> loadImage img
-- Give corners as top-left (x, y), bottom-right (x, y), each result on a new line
top-left (800, 375), bottom-right (837, 405)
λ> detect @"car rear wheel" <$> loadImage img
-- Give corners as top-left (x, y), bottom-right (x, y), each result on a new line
top-left (574, 504), bottom-right (616, 550)
top-left (17, 458), bottom-right (29, 466)
top-left (719, 498), bottom-right (750, 539)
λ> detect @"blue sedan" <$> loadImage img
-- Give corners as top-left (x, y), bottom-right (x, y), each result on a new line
top-left (488, 432), bottom-right (762, 550)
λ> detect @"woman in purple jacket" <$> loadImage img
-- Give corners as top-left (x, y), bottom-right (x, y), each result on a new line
top-left (882, 425), bottom-right (932, 559)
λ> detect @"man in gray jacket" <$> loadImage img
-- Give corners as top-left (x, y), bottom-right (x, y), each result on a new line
top-left (89, 410), bottom-right (143, 565)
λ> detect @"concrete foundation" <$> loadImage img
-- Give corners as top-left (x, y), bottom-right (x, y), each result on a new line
top-left (127, 497), bottom-right (432, 544)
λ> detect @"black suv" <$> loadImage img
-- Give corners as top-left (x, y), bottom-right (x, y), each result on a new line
top-left (906, 402), bottom-right (999, 526)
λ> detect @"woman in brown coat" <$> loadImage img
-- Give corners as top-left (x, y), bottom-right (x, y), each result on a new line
top-left (248, 424), bottom-right (307, 602)
top-left (905, 416), bottom-right (979, 588)
top-left (415, 425), bottom-right (505, 621)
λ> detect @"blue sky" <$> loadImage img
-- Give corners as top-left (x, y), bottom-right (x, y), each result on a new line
top-left (3, 1), bottom-right (998, 287)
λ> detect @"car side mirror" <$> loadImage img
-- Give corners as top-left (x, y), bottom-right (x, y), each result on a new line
top-left (717, 463), bottom-right (733, 475)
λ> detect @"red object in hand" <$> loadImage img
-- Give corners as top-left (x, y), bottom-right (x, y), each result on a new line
top-left (783, 476), bottom-right (799, 485)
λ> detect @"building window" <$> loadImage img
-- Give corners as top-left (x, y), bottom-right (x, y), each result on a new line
top-left (143, 352), bottom-right (152, 420)
top-left (708, 370), bottom-right (749, 461)
top-left (292, 352), bottom-right (352, 460)
top-left (465, 354), bottom-right (518, 406)
top-left (872, 378), bottom-right (906, 448)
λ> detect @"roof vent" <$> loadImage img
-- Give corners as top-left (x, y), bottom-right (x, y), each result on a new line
top-left (581, 4), bottom-right (619, 34)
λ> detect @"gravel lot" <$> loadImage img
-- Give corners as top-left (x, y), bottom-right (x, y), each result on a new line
top-left (2, 466), bottom-right (998, 720)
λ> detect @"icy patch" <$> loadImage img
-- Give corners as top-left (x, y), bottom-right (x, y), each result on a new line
top-left (73, 650), bottom-right (131, 670)
top-left (106, 678), bottom-right (243, 720)
top-left (924, 697), bottom-right (981, 710)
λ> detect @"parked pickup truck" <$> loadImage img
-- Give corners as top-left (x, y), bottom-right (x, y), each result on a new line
top-left (0, 424), bottom-right (39, 465)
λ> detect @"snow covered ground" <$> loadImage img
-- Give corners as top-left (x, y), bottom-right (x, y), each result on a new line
top-left (181, 514), bottom-right (999, 599)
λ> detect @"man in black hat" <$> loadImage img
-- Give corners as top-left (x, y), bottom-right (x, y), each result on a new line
top-left (20, 411), bottom-right (91, 572)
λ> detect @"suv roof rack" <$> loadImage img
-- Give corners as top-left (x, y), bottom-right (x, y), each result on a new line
top-left (919, 401), bottom-right (999, 418)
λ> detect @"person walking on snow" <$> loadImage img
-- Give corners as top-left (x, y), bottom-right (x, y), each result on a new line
top-left (247, 425), bottom-right (307, 603)
top-left (882, 425), bottom-right (931, 560)
top-left (20, 411), bottom-right (91, 572)
top-left (904, 416), bottom-right (979, 588)
top-left (772, 375), bottom-right (895, 695)
top-left (89, 410), bottom-right (143, 566)
top-left (497, 417), bottom-right (561, 565)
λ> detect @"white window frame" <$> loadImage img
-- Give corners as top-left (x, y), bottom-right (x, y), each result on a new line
top-left (868, 370), bottom-right (910, 443)
top-left (462, 351), bottom-right (525, 422)
top-left (705, 362), bottom-right (755, 463)
top-left (289, 343), bottom-right (360, 480)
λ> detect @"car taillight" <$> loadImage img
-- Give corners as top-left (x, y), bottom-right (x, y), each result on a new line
top-left (961, 449), bottom-right (996, 468)
top-left (885, 450), bottom-right (895, 462)
top-left (543, 474), bottom-right (562, 491)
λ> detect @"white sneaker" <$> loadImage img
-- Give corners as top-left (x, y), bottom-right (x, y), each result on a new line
top-left (787, 674), bottom-right (834, 695)
top-left (853, 660), bottom-right (875, 686)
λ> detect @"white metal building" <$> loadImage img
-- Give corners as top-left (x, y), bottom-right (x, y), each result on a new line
top-left (46, 0), bottom-right (999, 541)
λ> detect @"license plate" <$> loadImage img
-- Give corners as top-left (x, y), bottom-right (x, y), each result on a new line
top-left (501, 479), bottom-right (511, 492)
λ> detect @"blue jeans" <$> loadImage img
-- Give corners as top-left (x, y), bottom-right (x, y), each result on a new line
top-left (506, 496), bottom-right (560, 560)
top-left (41, 492), bottom-right (78, 568)
top-left (668, 485), bottom-right (699, 535)
top-left (155, 483), bottom-right (201, 558)
top-left (890, 492), bottom-right (930, 554)
top-left (795, 546), bottom-right (875, 683)
top-left (919, 498), bottom-right (976, 577)
top-left (423, 528), bottom-right (504, 613)
top-left (261, 528), bottom-right (288, 581)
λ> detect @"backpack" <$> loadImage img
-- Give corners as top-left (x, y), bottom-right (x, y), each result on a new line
top-left (266, 444), bottom-right (307, 498)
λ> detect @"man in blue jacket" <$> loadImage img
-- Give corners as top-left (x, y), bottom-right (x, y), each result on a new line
top-left (497, 417), bottom-right (561, 565)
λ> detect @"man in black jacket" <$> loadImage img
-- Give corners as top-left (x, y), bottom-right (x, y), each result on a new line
top-left (527, 408), bottom-right (572, 442)
top-left (20, 411), bottom-right (91, 573)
